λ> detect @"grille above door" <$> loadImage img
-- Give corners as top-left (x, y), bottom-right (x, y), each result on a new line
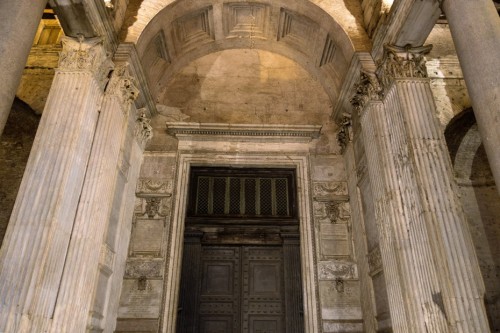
top-left (187, 167), bottom-right (297, 224)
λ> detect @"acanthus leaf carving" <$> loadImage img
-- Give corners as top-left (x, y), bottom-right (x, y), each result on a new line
top-left (106, 63), bottom-right (140, 113)
top-left (378, 44), bottom-right (433, 88)
top-left (349, 70), bottom-right (383, 116)
top-left (135, 110), bottom-right (153, 148)
top-left (58, 35), bottom-right (114, 89)
top-left (337, 115), bottom-right (352, 154)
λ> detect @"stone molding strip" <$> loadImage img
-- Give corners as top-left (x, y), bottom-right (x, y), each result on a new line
top-left (166, 122), bottom-right (322, 142)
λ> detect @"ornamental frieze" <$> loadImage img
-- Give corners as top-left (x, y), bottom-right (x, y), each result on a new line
top-left (313, 181), bottom-right (348, 199)
top-left (136, 178), bottom-right (173, 196)
top-left (318, 260), bottom-right (358, 280)
top-left (125, 260), bottom-right (163, 278)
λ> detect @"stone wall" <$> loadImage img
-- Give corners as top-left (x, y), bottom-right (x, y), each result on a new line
top-left (0, 99), bottom-right (40, 244)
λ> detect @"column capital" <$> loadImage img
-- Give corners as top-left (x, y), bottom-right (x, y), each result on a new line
top-left (134, 110), bottom-right (153, 149)
top-left (58, 36), bottom-right (114, 89)
top-left (106, 63), bottom-right (140, 114)
top-left (350, 70), bottom-right (383, 112)
top-left (378, 44), bottom-right (433, 87)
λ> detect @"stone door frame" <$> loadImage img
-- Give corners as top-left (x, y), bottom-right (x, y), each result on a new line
top-left (160, 152), bottom-right (320, 332)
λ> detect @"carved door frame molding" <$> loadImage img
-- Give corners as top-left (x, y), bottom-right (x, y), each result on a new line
top-left (160, 152), bottom-right (320, 332)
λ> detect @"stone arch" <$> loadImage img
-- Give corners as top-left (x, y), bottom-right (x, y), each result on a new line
top-left (129, 0), bottom-right (368, 106)
top-left (444, 108), bottom-right (493, 184)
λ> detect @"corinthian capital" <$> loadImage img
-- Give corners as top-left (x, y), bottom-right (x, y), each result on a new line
top-left (106, 64), bottom-right (140, 113)
top-left (378, 44), bottom-right (433, 87)
top-left (58, 36), bottom-right (114, 88)
top-left (350, 70), bottom-right (382, 112)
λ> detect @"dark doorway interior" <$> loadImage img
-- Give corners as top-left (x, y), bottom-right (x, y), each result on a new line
top-left (177, 167), bottom-right (304, 333)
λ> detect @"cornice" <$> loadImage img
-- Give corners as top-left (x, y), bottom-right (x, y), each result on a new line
top-left (166, 122), bottom-right (322, 143)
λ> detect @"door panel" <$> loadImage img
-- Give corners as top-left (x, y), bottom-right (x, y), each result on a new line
top-left (242, 247), bottom-right (283, 333)
top-left (178, 244), bottom-right (302, 333)
top-left (199, 247), bottom-right (241, 332)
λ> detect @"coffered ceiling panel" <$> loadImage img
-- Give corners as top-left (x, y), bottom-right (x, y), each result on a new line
top-left (223, 3), bottom-right (271, 40)
top-left (277, 9), bottom-right (319, 57)
top-left (172, 6), bottom-right (215, 54)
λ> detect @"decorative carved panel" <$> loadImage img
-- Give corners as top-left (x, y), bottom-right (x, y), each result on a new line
top-left (136, 178), bottom-right (173, 196)
top-left (312, 181), bottom-right (348, 200)
top-left (318, 260), bottom-right (358, 280)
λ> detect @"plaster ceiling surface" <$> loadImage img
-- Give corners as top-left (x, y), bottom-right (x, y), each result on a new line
top-left (158, 49), bottom-right (332, 125)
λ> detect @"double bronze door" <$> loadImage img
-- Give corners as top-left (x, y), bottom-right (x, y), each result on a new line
top-left (177, 241), bottom-right (303, 333)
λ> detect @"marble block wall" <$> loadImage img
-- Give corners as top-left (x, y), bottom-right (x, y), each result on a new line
top-left (116, 153), bottom-right (177, 333)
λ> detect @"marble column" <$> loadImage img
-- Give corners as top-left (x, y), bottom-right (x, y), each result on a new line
top-left (50, 64), bottom-right (139, 332)
top-left (368, 44), bottom-right (489, 332)
top-left (441, 0), bottom-right (500, 193)
top-left (0, 36), bottom-right (112, 332)
top-left (0, 0), bottom-right (47, 137)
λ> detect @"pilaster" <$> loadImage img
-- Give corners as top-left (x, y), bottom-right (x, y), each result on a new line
top-left (343, 142), bottom-right (377, 333)
top-left (50, 63), bottom-right (139, 332)
top-left (0, 36), bottom-right (112, 332)
top-left (356, 75), bottom-right (415, 333)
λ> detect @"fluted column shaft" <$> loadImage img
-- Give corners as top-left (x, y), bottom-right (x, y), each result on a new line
top-left (360, 44), bottom-right (490, 332)
top-left (50, 65), bottom-right (138, 332)
top-left (0, 0), bottom-right (47, 137)
top-left (360, 100), bottom-right (418, 332)
top-left (441, 0), bottom-right (500, 194)
top-left (388, 76), bottom-right (489, 332)
top-left (0, 37), bottom-right (112, 332)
